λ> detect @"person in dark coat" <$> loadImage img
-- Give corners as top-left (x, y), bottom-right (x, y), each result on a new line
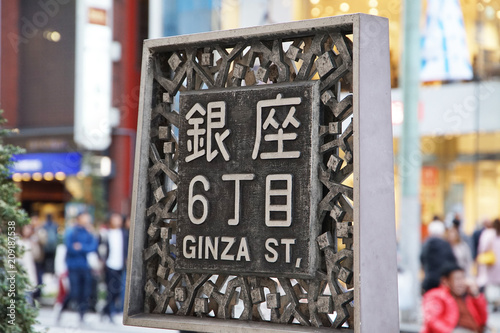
top-left (120, 215), bottom-right (130, 312)
top-left (41, 213), bottom-right (59, 274)
top-left (57, 212), bottom-right (97, 323)
top-left (421, 220), bottom-right (458, 293)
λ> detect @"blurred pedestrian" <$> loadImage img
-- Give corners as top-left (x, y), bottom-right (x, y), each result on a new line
top-left (421, 262), bottom-right (488, 333)
top-left (41, 214), bottom-right (59, 274)
top-left (430, 215), bottom-right (444, 228)
top-left (56, 212), bottom-right (97, 324)
top-left (18, 224), bottom-right (38, 305)
top-left (448, 226), bottom-right (473, 278)
top-left (52, 240), bottom-right (68, 320)
top-left (472, 218), bottom-right (492, 260)
top-left (100, 213), bottom-right (128, 323)
top-left (421, 219), bottom-right (458, 293)
top-left (451, 213), bottom-right (473, 255)
top-left (476, 218), bottom-right (500, 311)
top-left (29, 214), bottom-right (45, 299)
top-left (452, 213), bottom-right (461, 228)
top-left (120, 215), bottom-right (130, 312)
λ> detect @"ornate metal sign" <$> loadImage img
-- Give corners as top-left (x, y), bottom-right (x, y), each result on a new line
top-left (176, 82), bottom-right (320, 278)
top-left (125, 14), bottom-right (399, 333)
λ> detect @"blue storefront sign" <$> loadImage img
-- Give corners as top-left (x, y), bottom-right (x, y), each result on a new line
top-left (10, 152), bottom-right (82, 176)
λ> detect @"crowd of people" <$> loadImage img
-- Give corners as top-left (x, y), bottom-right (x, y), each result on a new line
top-left (420, 215), bottom-right (500, 333)
top-left (18, 214), bottom-right (60, 300)
top-left (17, 210), bottom-right (500, 331)
top-left (18, 211), bottom-right (130, 325)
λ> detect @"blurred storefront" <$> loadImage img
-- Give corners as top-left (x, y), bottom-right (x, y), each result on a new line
top-left (288, 0), bottom-right (500, 235)
top-left (392, 80), bottom-right (500, 234)
top-left (10, 150), bottom-right (83, 225)
top-left (1, 0), bottom-right (148, 225)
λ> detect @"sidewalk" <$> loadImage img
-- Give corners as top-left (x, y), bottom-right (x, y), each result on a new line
top-left (34, 306), bottom-right (179, 333)
top-left (489, 309), bottom-right (500, 332)
top-left (35, 305), bottom-right (500, 332)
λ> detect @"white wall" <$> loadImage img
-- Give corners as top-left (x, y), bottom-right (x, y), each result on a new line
top-left (392, 79), bottom-right (500, 137)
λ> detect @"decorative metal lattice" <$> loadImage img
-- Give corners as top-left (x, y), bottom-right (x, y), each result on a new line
top-left (140, 27), bottom-right (355, 330)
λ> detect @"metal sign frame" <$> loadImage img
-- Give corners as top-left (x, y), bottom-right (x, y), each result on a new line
top-left (124, 14), bottom-right (399, 333)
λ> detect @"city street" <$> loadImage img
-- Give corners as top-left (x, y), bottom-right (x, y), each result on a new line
top-left (34, 305), bottom-right (500, 333)
top-left (34, 306), bottom-right (178, 333)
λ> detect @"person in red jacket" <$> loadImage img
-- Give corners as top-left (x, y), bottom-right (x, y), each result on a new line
top-left (421, 262), bottom-right (488, 333)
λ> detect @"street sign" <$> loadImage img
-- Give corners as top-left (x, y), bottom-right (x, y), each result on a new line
top-left (125, 14), bottom-right (399, 333)
top-left (176, 82), bottom-right (320, 278)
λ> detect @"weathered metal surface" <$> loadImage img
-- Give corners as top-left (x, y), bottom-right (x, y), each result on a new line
top-left (128, 19), bottom-right (354, 330)
top-left (176, 82), bottom-right (320, 278)
top-left (124, 14), bottom-right (398, 333)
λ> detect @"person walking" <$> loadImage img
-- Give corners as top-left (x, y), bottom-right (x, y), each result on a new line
top-left (448, 226), bottom-right (474, 278)
top-left (421, 262), bottom-right (488, 333)
top-left (18, 224), bottom-right (38, 305)
top-left (476, 218), bottom-right (500, 311)
top-left (120, 215), bottom-right (130, 312)
top-left (52, 240), bottom-right (69, 321)
top-left (472, 218), bottom-right (492, 260)
top-left (451, 213), bottom-right (473, 256)
top-left (41, 214), bottom-right (59, 274)
top-left (57, 212), bottom-right (97, 324)
top-left (101, 213), bottom-right (128, 323)
top-left (29, 214), bottom-right (45, 299)
top-left (421, 220), bottom-right (458, 293)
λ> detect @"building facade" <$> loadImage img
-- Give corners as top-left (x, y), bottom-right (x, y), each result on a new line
top-left (1, 0), bottom-right (148, 224)
top-left (292, 0), bottom-right (500, 234)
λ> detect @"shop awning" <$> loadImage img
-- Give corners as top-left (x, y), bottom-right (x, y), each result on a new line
top-left (10, 152), bottom-right (82, 181)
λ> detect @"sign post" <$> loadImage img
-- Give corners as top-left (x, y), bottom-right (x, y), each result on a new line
top-left (125, 14), bottom-right (399, 332)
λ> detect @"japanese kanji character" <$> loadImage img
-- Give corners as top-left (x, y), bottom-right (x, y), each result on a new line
top-left (252, 94), bottom-right (302, 160)
top-left (185, 101), bottom-right (231, 163)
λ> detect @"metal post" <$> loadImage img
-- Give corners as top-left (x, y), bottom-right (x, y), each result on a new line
top-left (399, 0), bottom-right (422, 323)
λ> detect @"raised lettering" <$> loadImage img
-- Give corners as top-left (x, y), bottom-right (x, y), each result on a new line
top-left (205, 236), bottom-right (218, 260)
top-left (221, 237), bottom-right (235, 261)
top-left (198, 236), bottom-right (204, 259)
top-left (265, 238), bottom-right (279, 263)
top-left (188, 175), bottom-right (210, 224)
top-left (183, 235), bottom-right (196, 259)
top-left (222, 173), bottom-right (255, 225)
top-left (281, 238), bottom-right (296, 263)
top-left (236, 237), bottom-right (250, 261)
top-left (265, 174), bottom-right (293, 227)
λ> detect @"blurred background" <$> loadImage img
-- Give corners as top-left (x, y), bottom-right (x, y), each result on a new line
top-left (2, 0), bottom-right (500, 330)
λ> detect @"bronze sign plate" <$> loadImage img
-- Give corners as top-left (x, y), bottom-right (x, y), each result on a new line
top-left (176, 81), bottom-right (320, 278)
